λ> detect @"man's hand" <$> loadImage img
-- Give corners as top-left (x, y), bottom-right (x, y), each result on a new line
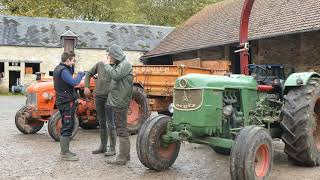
top-left (84, 87), bottom-right (91, 97)
top-left (103, 55), bottom-right (111, 64)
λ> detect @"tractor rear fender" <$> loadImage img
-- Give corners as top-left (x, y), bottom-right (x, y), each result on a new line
top-left (284, 72), bottom-right (320, 94)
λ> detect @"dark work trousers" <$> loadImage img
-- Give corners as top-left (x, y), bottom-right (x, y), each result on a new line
top-left (95, 96), bottom-right (115, 131)
top-left (58, 101), bottom-right (76, 137)
top-left (113, 107), bottom-right (129, 137)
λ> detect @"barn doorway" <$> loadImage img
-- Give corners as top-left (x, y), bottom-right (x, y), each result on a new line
top-left (229, 46), bottom-right (253, 74)
top-left (0, 62), bottom-right (4, 83)
top-left (9, 70), bottom-right (20, 92)
top-left (229, 46), bottom-right (241, 74)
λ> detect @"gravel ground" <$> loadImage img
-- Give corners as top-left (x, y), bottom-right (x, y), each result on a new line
top-left (1, 95), bottom-right (320, 180)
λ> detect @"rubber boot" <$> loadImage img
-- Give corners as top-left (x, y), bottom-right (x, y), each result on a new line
top-left (69, 150), bottom-right (76, 156)
top-left (105, 130), bottom-right (116, 156)
top-left (107, 137), bottom-right (130, 165)
top-left (60, 136), bottom-right (79, 161)
top-left (92, 127), bottom-right (108, 154)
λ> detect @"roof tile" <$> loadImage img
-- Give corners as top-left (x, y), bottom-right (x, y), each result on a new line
top-left (143, 0), bottom-right (320, 58)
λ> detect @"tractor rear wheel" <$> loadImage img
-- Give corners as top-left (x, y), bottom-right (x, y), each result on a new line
top-left (136, 115), bottom-right (180, 171)
top-left (281, 78), bottom-right (320, 166)
top-left (127, 86), bottom-right (150, 134)
top-left (15, 106), bottom-right (44, 134)
top-left (47, 111), bottom-right (79, 141)
top-left (230, 126), bottom-right (273, 180)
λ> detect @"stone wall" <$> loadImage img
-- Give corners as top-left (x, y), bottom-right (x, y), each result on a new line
top-left (170, 31), bottom-right (320, 76)
top-left (0, 46), bottom-right (143, 92)
top-left (252, 31), bottom-right (320, 76)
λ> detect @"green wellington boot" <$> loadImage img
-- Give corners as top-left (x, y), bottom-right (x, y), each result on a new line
top-left (107, 137), bottom-right (130, 165)
top-left (60, 136), bottom-right (79, 161)
top-left (105, 130), bottom-right (116, 156)
top-left (92, 127), bottom-right (108, 154)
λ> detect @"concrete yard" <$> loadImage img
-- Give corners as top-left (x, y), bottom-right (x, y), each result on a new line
top-left (1, 95), bottom-right (320, 180)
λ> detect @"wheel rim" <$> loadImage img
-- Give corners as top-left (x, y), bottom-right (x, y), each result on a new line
top-left (313, 98), bottom-right (320, 150)
top-left (157, 142), bottom-right (177, 160)
top-left (255, 144), bottom-right (270, 178)
top-left (127, 100), bottom-right (140, 125)
top-left (56, 118), bottom-right (62, 136)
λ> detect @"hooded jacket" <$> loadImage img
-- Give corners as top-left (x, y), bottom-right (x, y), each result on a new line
top-left (84, 61), bottom-right (111, 98)
top-left (104, 45), bottom-right (133, 108)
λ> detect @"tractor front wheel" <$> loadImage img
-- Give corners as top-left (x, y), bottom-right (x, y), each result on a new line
top-left (127, 86), bottom-right (150, 134)
top-left (230, 126), bottom-right (273, 180)
top-left (281, 78), bottom-right (320, 166)
top-left (136, 115), bottom-right (180, 171)
top-left (15, 106), bottom-right (44, 134)
top-left (47, 111), bottom-right (79, 141)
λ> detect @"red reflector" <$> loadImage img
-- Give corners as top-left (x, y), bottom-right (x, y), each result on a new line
top-left (257, 85), bottom-right (273, 92)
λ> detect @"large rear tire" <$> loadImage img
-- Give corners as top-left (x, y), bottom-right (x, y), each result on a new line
top-left (15, 106), bottom-right (44, 134)
top-left (127, 86), bottom-right (150, 134)
top-left (281, 78), bottom-right (320, 166)
top-left (136, 115), bottom-right (180, 171)
top-left (230, 126), bottom-right (273, 180)
top-left (47, 111), bottom-right (79, 142)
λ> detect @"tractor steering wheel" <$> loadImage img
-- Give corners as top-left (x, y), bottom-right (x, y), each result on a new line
top-left (249, 65), bottom-right (268, 83)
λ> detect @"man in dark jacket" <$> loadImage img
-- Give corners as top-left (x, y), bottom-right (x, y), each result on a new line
top-left (53, 51), bottom-right (85, 161)
top-left (103, 44), bottom-right (133, 165)
top-left (84, 60), bottom-right (116, 156)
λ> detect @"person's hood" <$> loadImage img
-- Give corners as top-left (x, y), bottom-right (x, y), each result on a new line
top-left (108, 44), bottom-right (126, 62)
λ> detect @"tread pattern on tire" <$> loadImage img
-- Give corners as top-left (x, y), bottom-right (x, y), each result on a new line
top-left (128, 86), bottom-right (151, 134)
top-left (15, 106), bottom-right (44, 134)
top-left (136, 115), bottom-right (180, 171)
top-left (281, 78), bottom-right (320, 166)
top-left (136, 114), bottom-right (165, 169)
top-left (230, 126), bottom-right (273, 180)
top-left (47, 111), bottom-right (79, 142)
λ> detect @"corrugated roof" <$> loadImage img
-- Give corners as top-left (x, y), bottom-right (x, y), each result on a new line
top-left (142, 0), bottom-right (320, 58)
top-left (0, 15), bottom-right (173, 51)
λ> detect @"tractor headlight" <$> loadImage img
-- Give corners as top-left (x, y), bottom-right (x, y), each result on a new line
top-left (42, 92), bottom-right (52, 102)
top-left (168, 103), bottom-right (174, 113)
top-left (179, 78), bottom-right (188, 88)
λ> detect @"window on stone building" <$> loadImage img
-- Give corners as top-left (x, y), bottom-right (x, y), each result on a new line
top-left (0, 62), bottom-right (4, 82)
top-left (25, 63), bottom-right (40, 74)
top-left (0, 62), bottom-right (4, 73)
top-left (9, 62), bottom-right (20, 66)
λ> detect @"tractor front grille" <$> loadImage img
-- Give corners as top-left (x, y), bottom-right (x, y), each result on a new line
top-left (173, 89), bottom-right (202, 110)
top-left (26, 93), bottom-right (37, 106)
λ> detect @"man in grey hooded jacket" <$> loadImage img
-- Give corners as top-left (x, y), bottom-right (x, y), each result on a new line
top-left (103, 44), bottom-right (133, 165)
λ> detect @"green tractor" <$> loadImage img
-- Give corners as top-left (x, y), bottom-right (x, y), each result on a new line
top-left (137, 72), bottom-right (320, 179)
top-left (136, 0), bottom-right (320, 179)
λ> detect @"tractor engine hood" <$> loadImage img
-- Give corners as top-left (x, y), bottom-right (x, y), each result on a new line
top-left (175, 74), bottom-right (257, 90)
top-left (27, 81), bottom-right (55, 93)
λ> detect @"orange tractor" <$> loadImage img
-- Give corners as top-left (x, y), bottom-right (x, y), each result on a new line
top-left (15, 62), bottom-right (229, 141)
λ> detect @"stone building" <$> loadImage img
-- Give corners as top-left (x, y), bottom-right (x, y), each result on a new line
top-left (142, 0), bottom-right (320, 76)
top-left (0, 15), bottom-right (173, 93)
